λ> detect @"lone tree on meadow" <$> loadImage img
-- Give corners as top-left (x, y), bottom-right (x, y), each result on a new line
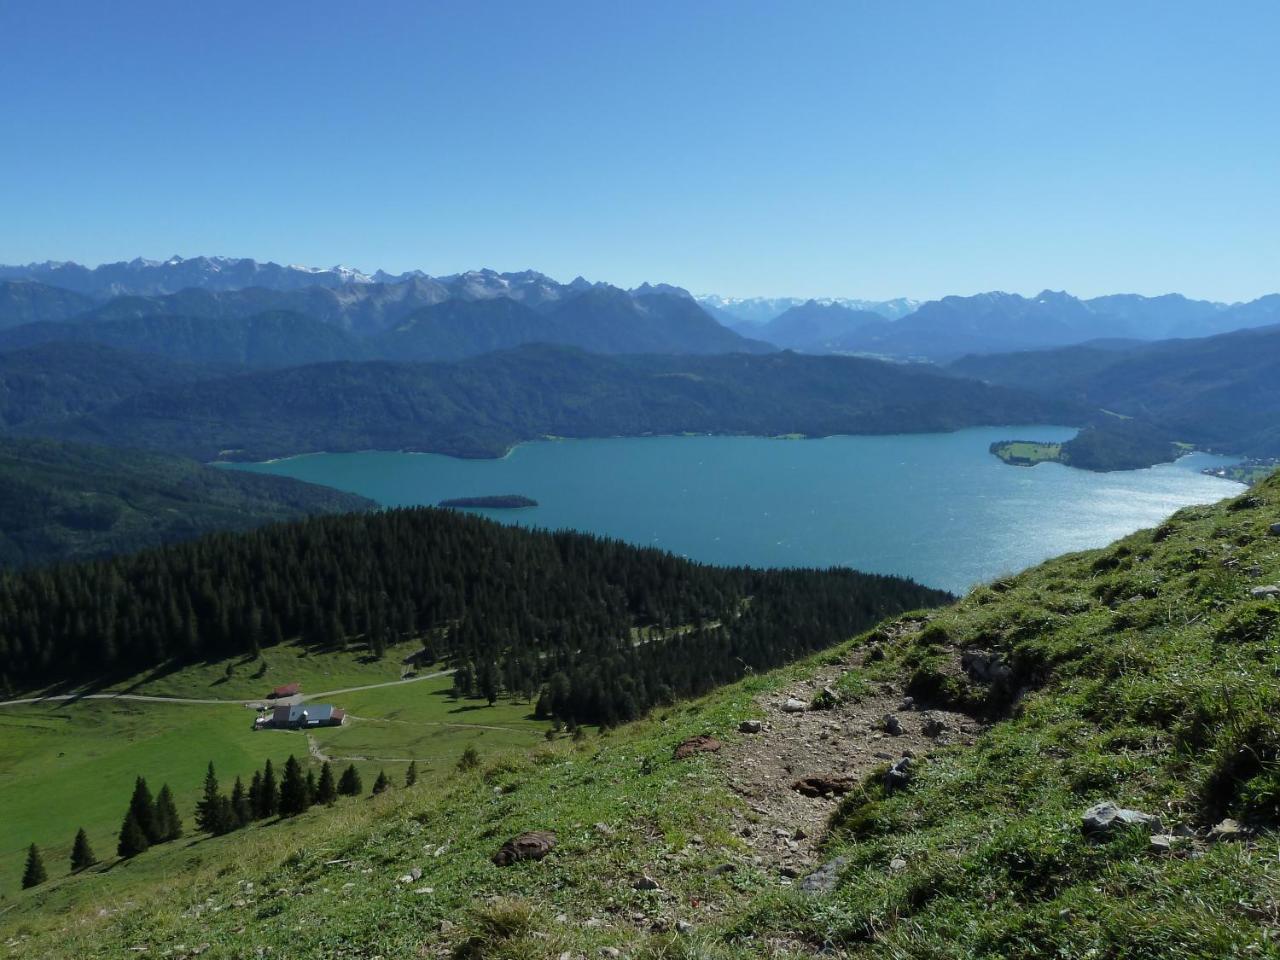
top-left (70, 828), bottom-right (97, 872)
top-left (22, 843), bottom-right (47, 888)
top-left (279, 755), bottom-right (310, 816)
top-left (117, 810), bottom-right (149, 858)
top-left (372, 769), bottom-right (391, 795)
top-left (405, 760), bottom-right (418, 787)
top-left (316, 762), bottom-right (337, 805)
top-left (338, 763), bottom-right (362, 797)
top-left (154, 784), bottom-right (183, 842)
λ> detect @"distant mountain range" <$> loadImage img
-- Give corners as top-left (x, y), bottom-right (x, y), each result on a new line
top-left (725, 290), bottom-right (1280, 360)
top-left (3, 258), bottom-right (1279, 365)
top-left (0, 281), bottom-right (765, 367)
top-left (697, 294), bottom-right (922, 326)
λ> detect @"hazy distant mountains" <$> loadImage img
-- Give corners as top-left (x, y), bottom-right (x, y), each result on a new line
top-left (698, 294), bottom-right (921, 326)
top-left (712, 289), bottom-right (1280, 360)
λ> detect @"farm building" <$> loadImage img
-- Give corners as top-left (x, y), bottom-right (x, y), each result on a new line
top-left (255, 704), bottom-right (345, 730)
top-left (268, 682), bottom-right (301, 699)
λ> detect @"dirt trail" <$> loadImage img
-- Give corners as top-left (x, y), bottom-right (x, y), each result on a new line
top-left (723, 654), bottom-right (981, 878)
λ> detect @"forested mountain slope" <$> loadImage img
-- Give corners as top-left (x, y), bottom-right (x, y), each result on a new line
top-left (0, 503), bottom-right (947, 719)
top-left (0, 311), bottom-right (369, 369)
top-left (0, 342), bottom-right (217, 431)
top-left (33, 345), bottom-right (1082, 461)
top-left (0, 437), bottom-right (372, 568)
top-left (953, 323), bottom-right (1280, 461)
top-left (0, 281), bottom-right (96, 328)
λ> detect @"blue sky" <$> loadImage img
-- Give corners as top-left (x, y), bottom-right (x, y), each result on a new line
top-left (1, 1), bottom-right (1277, 301)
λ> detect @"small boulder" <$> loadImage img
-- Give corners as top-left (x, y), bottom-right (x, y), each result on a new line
top-left (738, 720), bottom-right (763, 734)
top-left (921, 714), bottom-right (947, 738)
top-left (888, 857), bottom-right (907, 871)
top-left (493, 830), bottom-right (557, 866)
top-left (673, 735), bottom-right (722, 760)
top-left (1148, 834), bottom-right (1182, 853)
top-left (798, 856), bottom-right (849, 894)
top-left (1269, 522), bottom-right (1280, 536)
top-left (1249, 585), bottom-right (1280, 599)
top-left (883, 757), bottom-right (913, 792)
top-left (881, 714), bottom-right (903, 736)
top-left (782, 698), bottom-right (808, 713)
top-left (962, 649), bottom-right (1012, 684)
top-left (633, 874), bottom-right (661, 891)
top-left (1081, 802), bottom-right (1162, 838)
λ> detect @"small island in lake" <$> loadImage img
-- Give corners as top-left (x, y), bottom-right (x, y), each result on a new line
top-left (438, 494), bottom-right (539, 509)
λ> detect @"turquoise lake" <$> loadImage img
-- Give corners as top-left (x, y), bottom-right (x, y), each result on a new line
top-left (230, 427), bottom-right (1240, 594)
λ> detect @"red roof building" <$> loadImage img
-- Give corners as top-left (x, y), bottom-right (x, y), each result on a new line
top-left (269, 682), bottom-right (301, 699)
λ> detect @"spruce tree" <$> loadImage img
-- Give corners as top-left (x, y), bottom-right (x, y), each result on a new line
top-left (404, 760), bottom-right (418, 787)
top-left (154, 784), bottom-right (183, 842)
top-left (372, 769), bottom-right (390, 795)
top-left (195, 762), bottom-right (226, 834)
top-left (338, 763), bottom-right (362, 797)
top-left (279, 755), bottom-right (309, 816)
top-left (230, 777), bottom-right (251, 827)
top-left (117, 810), bottom-right (149, 858)
top-left (128, 776), bottom-right (158, 844)
top-left (316, 762), bottom-right (337, 804)
top-left (70, 828), bottom-right (97, 871)
top-left (22, 843), bottom-right (47, 888)
top-left (260, 759), bottom-right (279, 817)
top-left (304, 769), bottom-right (317, 807)
top-left (248, 770), bottom-right (264, 819)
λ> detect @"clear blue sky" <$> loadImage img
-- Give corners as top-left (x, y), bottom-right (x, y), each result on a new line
top-left (2, 1), bottom-right (1277, 301)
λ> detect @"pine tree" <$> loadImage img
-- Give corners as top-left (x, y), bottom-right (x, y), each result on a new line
top-left (248, 770), bottom-right (264, 819)
top-left (230, 777), bottom-right (251, 827)
top-left (128, 776), bottom-right (159, 844)
top-left (117, 810), bottom-right (149, 858)
top-left (279, 755), bottom-right (310, 816)
top-left (304, 769), bottom-right (317, 807)
top-left (70, 828), bottom-right (97, 871)
top-left (338, 763), bottom-right (362, 797)
top-left (196, 762), bottom-right (228, 834)
top-left (260, 759), bottom-right (279, 817)
top-left (372, 769), bottom-right (390, 795)
top-left (22, 843), bottom-right (47, 888)
top-left (404, 760), bottom-right (418, 787)
top-left (154, 784), bottom-right (183, 842)
top-left (316, 762), bottom-right (337, 805)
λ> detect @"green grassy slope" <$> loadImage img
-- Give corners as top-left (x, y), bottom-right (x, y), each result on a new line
top-left (4, 475), bottom-right (1280, 957)
top-left (0, 651), bottom-right (546, 894)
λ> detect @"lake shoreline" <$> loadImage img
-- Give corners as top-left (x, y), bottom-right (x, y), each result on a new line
top-left (224, 429), bottom-right (1240, 595)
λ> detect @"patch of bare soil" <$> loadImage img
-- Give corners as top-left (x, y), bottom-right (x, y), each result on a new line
top-left (722, 656), bottom-right (982, 880)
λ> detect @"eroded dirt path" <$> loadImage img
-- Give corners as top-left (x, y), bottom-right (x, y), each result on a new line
top-left (722, 654), bottom-right (981, 878)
